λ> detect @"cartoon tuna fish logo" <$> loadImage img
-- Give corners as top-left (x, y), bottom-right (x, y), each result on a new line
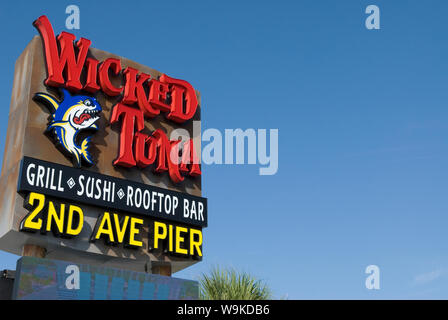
top-left (33, 89), bottom-right (102, 167)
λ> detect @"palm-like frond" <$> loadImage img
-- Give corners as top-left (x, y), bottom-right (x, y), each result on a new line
top-left (199, 267), bottom-right (271, 300)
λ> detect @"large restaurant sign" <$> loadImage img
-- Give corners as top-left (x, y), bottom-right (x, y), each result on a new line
top-left (0, 15), bottom-right (207, 274)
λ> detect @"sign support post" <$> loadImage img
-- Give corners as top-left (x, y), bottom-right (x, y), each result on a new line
top-left (21, 244), bottom-right (46, 258)
top-left (152, 263), bottom-right (172, 277)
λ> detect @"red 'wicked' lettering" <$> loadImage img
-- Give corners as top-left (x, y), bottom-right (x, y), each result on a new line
top-left (148, 78), bottom-right (171, 112)
top-left (99, 58), bottom-right (123, 96)
top-left (34, 16), bottom-right (199, 123)
top-left (160, 74), bottom-right (198, 123)
top-left (33, 15), bottom-right (91, 91)
top-left (34, 16), bottom-right (199, 124)
top-left (83, 57), bottom-right (100, 93)
top-left (122, 67), bottom-right (160, 117)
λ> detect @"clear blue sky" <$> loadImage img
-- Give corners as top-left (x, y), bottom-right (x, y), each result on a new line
top-left (0, 0), bottom-right (448, 299)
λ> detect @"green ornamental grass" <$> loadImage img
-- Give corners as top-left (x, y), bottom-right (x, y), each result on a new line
top-left (199, 267), bottom-right (272, 300)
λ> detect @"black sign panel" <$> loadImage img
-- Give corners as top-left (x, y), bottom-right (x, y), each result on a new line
top-left (17, 157), bottom-right (207, 227)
